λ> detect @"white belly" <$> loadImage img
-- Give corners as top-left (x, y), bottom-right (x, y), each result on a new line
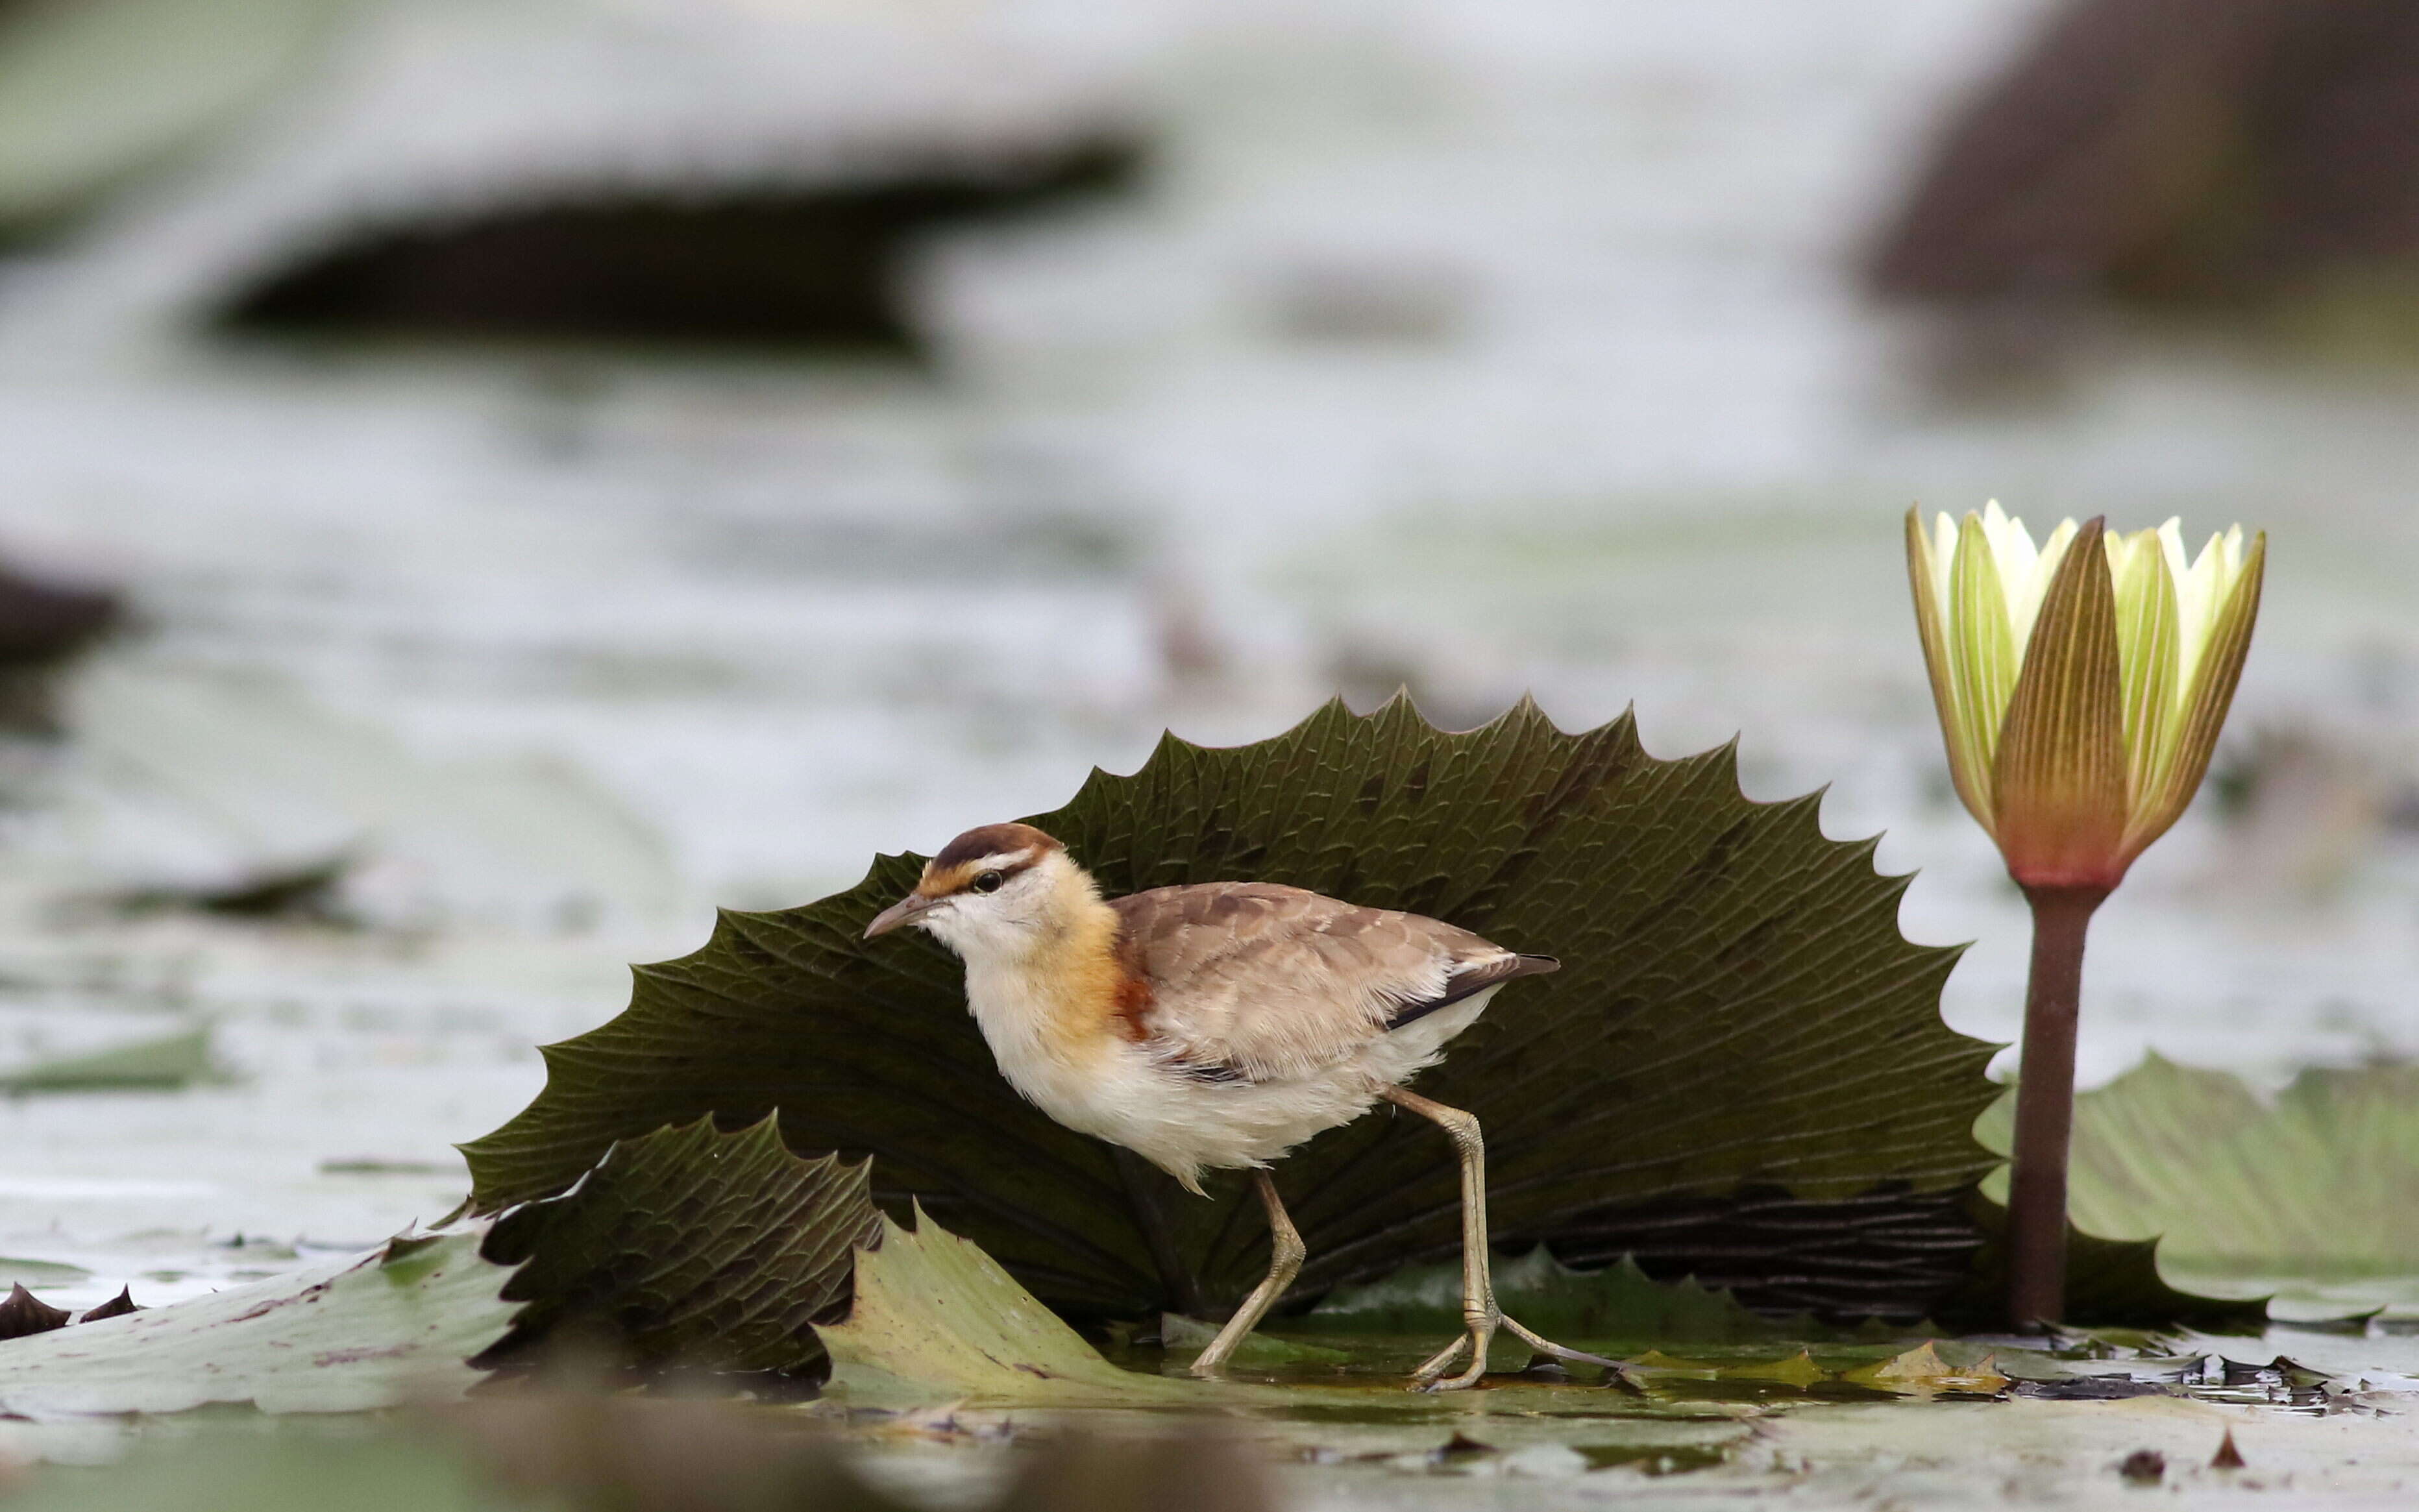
top-left (966, 974), bottom-right (1501, 1193)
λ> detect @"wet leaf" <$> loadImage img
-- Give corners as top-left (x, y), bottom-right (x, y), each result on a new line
top-left (1726, 1348), bottom-right (1827, 1386)
top-left (1157, 1312), bottom-right (1349, 1366)
top-left (815, 1210), bottom-right (1195, 1406)
top-left (463, 698), bottom-right (2007, 1323)
top-left (1982, 1057), bottom-right (2419, 1294)
top-left (1951, 1186), bottom-right (2265, 1330)
top-left (1620, 1347), bottom-right (1830, 1389)
top-left (1299, 1248), bottom-right (1795, 1341)
top-left (0, 1232), bottom-right (514, 1419)
top-left (476, 1114), bottom-right (881, 1386)
top-left (1843, 1339), bottom-right (2008, 1394)
top-left (0, 1433), bottom-right (529, 1512)
top-left (1623, 1348), bottom-right (1723, 1380)
top-left (0, 1025), bottom-right (215, 1092)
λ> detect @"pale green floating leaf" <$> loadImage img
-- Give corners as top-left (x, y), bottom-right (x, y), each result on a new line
top-left (0, 1027), bottom-right (216, 1093)
top-left (0, 1232), bottom-right (515, 1421)
top-left (816, 1212), bottom-right (1196, 1406)
top-left (1157, 1312), bottom-right (1347, 1366)
top-left (1842, 1339), bottom-right (2008, 1395)
top-left (1725, 1347), bottom-right (1827, 1386)
top-left (0, 1433), bottom-right (530, 1512)
top-left (0, 0), bottom-right (346, 230)
top-left (0, 1258), bottom-right (90, 1287)
top-left (1982, 1056), bottom-right (2419, 1313)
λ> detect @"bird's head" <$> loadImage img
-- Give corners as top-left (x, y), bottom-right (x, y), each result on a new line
top-left (863, 822), bottom-right (1089, 958)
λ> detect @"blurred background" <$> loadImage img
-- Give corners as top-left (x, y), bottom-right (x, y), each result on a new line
top-left (1, 0), bottom-right (2415, 1312)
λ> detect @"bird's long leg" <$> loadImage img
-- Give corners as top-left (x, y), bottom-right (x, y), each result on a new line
top-left (1377, 1083), bottom-right (1623, 1391)
top-left (1188, 1170), bottom-right (1305, 1379)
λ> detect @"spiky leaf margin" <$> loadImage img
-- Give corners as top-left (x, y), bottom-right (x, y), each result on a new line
top-left (464, 698), bottom-right (2002, 1320)
top-left (476, 1114), bottom-right (881, 1384)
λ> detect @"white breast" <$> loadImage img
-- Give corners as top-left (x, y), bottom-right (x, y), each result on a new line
top-left (964, 960), bottom-right (1501, 1193)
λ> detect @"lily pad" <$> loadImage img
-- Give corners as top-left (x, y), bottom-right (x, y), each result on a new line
top-left (463, 698), bottom-right (2011, 1325)
top-left (1298, 1248), bottom-right (1795, 1341)
top-left (474, 1113), bottom-right (883, 1385)
top-left (0, 1232), bottom-right (514, 1419)
top-left (1843, 1339), bottom-right (2009, 1395)
top-left (1982, 1057), bottom-right (2419, 1288)
top-left (1158, 1312), bottom-right (1350, 1366)
top-left (1727, 1347), bottom-right (1828, 1386)
top-left (815, 1209), bottom-right (1195, 1406)
top-left (0, 1026), bottom-right (215, 1093)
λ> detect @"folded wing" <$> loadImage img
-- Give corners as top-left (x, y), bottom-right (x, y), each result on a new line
top-left (1108, 882), bottom-right (1556, 1083)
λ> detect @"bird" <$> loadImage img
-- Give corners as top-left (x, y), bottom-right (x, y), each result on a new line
top-left (863, 820), bottom-right (1613, 1391)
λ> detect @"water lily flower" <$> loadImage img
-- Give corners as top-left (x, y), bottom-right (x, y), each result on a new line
top-left (1906, 502), bottom-right (2265, 892)
top-left (1903, 502), bottom-right (2265, 1326)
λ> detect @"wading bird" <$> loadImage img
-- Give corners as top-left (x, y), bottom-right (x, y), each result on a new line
top-left (864, 822), bottom-right (1612, 1390)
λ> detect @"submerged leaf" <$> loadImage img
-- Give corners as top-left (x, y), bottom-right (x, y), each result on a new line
top-left (0, 1259), bottom-right (88, 1287)
top-left (476, 1113), bottom-right (881, 1386)
top-left (1299, 1248), bottom-right (1793, 1341)
top-left (0, 1232), bottom-right (514, 1418)
top-left (1157, 1312), bottom-right (1348, 1366)
top-left (0, 1026), bottom-right (215, 1093)
top-left (1726, 1348), bottom-right (1828, 1386)
top-left (1844, 1340), bottom-right (2008, 1394)
top-left (463, 698), bottom-right (2002, 1323)
top-left (815, 1211), bottom-right (1194, 1406)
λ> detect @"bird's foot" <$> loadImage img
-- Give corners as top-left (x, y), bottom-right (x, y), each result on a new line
top-left (1408, 1311), bottom-right (1622, 1393)
top-left (1408, 1315), bottom-right (1494, 1392)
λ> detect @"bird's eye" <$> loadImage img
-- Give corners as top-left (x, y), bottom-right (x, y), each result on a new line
top-left (970, 870), bottom-right (1005, 895)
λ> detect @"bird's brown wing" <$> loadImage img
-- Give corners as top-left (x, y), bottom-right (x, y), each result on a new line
top-left (1107, 882), bottom-right (1555, 1084)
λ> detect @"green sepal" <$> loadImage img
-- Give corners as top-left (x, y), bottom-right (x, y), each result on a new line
top-left (2121, 531), bottom-right (2265, 861)
top-left (1990, 517), bottom-right (2130, 889)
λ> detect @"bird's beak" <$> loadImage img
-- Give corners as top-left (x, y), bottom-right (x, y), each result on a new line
top-left (865, 892), bottom-right (942, 939)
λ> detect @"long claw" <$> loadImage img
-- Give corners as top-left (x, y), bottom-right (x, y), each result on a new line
top-left (1418, 1330), bottom-right (1493, 1393)
top-left (1425, 1349), bottom-right (1490, 1393)
top-left (1499, 1316), bottom-right (1621, 1371)
top-left (1414, 1317), bottom-right (1499, 1393)
top-left (1409, 1334), bottom-right (1469, 1386)
top-left (1410, 1313), bottom-right (1617, 1391)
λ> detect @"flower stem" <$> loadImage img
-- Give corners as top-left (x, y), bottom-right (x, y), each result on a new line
top-left (2005, 883), bottom-right (2107, 1328)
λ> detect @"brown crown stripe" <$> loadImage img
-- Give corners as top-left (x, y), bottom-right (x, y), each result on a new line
top-left (930, 822), bottom-right (1063, 872)
top-left (918, 822), bottom-right (1068, 896)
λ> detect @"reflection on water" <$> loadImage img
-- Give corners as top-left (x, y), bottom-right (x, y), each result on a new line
top-left (0, 0), bottom-right (2414, 1315)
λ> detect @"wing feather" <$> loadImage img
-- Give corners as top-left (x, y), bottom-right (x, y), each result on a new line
top-left (1107, 883), bottom-right (1554, 1083)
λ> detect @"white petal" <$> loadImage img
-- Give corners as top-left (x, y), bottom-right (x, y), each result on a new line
top-left (2010, 516), bottom-right (2078, 650)
top-left (2175, 531), bottom-right (2226, 694)
top-left (1930, 511), bottom-right (1959, 596)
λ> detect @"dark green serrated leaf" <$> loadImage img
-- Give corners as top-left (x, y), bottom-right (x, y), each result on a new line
top-left (462, 698), bottom-right (2005, 1322)
top-left (476, 1114), bottom-right (882, 1384)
